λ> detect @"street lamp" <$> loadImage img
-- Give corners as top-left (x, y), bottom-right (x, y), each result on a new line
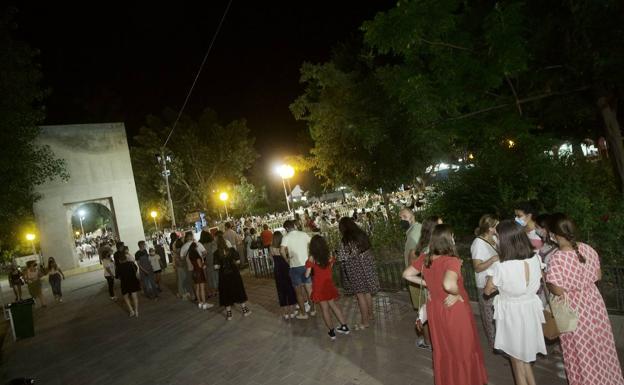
top-left (219, 192), bottom-right (229, 219)
top-left (156, 152), bottom-right (177, 229)
top-left (25, 233), bottom-right (37, 258)
top-left (150, 210), bottom-right (159, 232)
top-left (77, 209), bottom-right (86, 238)
top-left (276, 164), bottom-right (295, 212)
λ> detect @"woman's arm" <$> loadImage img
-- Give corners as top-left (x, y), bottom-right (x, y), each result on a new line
top-left (442, 270), bottom-right (464, 307)
top-left (60, 268), bottom-right (65, 279)
top-left (484, 276), bottom-right (497, 296)
top-left (472, 255), bottom-right (499, 273)
top-left (547, 283), bottom-right (565, 296)
top-left (402, 266), bottom-right (427, 287)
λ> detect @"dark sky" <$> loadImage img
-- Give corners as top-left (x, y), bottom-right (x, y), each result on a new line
top-left (12, 1), bottom-right (395, 166)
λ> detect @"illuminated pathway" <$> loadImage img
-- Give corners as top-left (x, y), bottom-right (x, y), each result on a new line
top-left (1, 269), bottom-right (570, 385)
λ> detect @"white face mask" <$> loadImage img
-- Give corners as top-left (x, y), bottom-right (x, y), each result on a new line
top-left (515, 217), bottom-right (527, 227)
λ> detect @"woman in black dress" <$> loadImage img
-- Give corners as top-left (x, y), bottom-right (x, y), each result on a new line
top-left (270, 231), bottom-right (297, 319)
top-left (117, 251), bottom-right (141, 317)
top-left (214, 234), bottom-right (250, 320)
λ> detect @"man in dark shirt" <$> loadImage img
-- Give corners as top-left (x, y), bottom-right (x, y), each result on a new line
top-left (112, 241), bottom-right (125, 279)
top-left (135, 241), bottom-right (157, 299)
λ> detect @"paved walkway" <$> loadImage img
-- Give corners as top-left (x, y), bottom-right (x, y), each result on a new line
top-left (0, 268), bottom-right (572, 385)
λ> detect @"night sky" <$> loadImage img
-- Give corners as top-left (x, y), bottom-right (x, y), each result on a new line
top-left (11, 1), bottom-right (395, 167)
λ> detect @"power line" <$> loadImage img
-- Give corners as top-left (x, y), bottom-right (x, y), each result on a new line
top-left (162, 0), bottom-right (234, 148)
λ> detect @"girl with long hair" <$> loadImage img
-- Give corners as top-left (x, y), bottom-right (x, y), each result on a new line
top-left (484, 220), bottom-right (546, 385)
top-left (214, 234), bottom-right (250, 320)
top-left (403, 224), bottom-right (488, 385)
top-left (188, 243), bottom-right (212, 310)
top-left (337, 217), bottom-right (380, 330)
top-left (546, 214), bottom-right (623, 385)
top-left (47, 257), bottom-right (65, 303)
top-left (305, 235), bottom-right (349, 340)
top-left (270, 231), bottom-right (297, 320)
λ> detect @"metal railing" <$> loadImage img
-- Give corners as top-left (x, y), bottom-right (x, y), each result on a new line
top-left (249, 252), bottom-right (624, 314)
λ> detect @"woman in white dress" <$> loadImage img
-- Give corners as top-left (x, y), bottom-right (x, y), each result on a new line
top-left (485, 219), bottom-right (546, 385)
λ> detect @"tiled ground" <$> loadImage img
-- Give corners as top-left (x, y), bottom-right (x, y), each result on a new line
top-left (0, 269), bottom-right (573, 385)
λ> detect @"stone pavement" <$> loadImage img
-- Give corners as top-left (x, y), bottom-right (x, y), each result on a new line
top-left (0, 268), bottom-right (573, 385)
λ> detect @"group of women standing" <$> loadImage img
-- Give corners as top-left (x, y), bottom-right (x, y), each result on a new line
top-left (404, 204), bottom-right (623, 385)
top-left (9, 257), bottom-right (65, 306)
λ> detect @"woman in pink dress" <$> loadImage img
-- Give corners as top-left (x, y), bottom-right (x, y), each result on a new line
top-left (403, 224), bottom-right (488, 385)
top-left (546, 214), bottom-right (623, 385)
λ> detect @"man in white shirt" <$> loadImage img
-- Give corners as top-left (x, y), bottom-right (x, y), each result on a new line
top-left (179, 231), bottom-right (204, 301)
top-left (280, 220), bottom-right (314, 319)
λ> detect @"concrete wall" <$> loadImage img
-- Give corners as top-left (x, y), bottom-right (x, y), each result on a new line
top-left (33, 123), bottom-right (145, 269)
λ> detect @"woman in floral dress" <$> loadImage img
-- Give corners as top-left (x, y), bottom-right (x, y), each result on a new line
top-left (546, 214), bottom-right (623, 385)
top-left (337, 217), bottom-right (380, 329)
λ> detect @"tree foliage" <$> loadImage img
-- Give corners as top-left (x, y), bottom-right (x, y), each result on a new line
top-left (0, 9), bottom-right (67, 254)
top-left (131, 108), bottom-right (258, 225)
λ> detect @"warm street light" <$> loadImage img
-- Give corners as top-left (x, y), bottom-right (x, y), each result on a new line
top-left (507, 139), bottom-right (516, 148)
top-left (25, 233), bottom-right (37, 258)
top-left (75, 231), bottom-right (80, 236)
top-left (150, 211), bottom-right (159, 232)
top-left (219, 192), bottom-right (229, 219)
top-left (275, 164), bottom-right (295, 212)
top-left (76, 209), bottom-right (86, 238)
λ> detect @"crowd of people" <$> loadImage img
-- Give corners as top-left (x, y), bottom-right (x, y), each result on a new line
top-left (9, 190), bottom-right (623, 385)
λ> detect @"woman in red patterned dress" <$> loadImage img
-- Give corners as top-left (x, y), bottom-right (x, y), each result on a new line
top-left (546, 214), bottom-right (623, 385)
top-left (403, 224), bottom-right (488, 385)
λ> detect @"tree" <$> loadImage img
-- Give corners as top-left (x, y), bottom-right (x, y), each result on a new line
top-left (230, 176), bottom-right (267, 216)
top-left (362, 0), bottom-right (624, 193)
top-left (0, 9), bottom-right (67, 254)
top-left (131, 108), bottom-right (258, 224)
top-left (290, 39), bottom-right (438, 195)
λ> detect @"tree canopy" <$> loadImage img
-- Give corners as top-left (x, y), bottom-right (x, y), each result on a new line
top-left (131, 108), bottom-right (258, 225)
top-left (0, 9), bottom-right (66, 256)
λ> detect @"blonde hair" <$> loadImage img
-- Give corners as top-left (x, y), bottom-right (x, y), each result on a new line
top-left (474, 214), bottom-right (498, 237)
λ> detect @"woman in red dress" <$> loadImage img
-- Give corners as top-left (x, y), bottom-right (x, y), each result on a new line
top-left (305, 235), bottom-right (350, 340)
top-left (403, 224), bottom-right (488, 385)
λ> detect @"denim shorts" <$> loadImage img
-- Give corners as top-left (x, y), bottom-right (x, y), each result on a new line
top-left (289, 266), bottom-right (311, 286)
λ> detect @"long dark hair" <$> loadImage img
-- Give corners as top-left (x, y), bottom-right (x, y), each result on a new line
top-left (338, 217), bottom-right (371, 251)
top-left (309, 235), bottom-right (331, 268)
top-left (47, 257), bottom-right (58, 271)
top-left (199, 230), bottom-right (213, 244)
top-left (271, 231), bottom-right (283, 248)
top-left (415, 216), bottom-right (442, 255)
top-left (426, 224), bottom-right (456, 267)
top-left (496, 220), bottom-right (534, 261)
top-left (550, 213), bottom-right (586, 263)
top-left (188, 242), bottom-right (200, 259)
top-left (216, 234), bottom-right (228, 255)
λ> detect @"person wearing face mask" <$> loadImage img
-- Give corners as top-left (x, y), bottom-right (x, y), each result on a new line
top-left (470, 214), bottom-right (500, 350)
top-left (514, 202), bottom-right (543, 250)
top-left (534, 214), bottom-right (558, 267)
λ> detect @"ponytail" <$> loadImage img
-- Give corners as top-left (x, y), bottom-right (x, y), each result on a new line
top-left (551, 213), bottom-right (586, 264)
top-left (570, 239), bottom-right (586, 264)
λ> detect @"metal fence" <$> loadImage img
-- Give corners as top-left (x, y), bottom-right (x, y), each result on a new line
top-left (249, 251), bottom-right (624, 314)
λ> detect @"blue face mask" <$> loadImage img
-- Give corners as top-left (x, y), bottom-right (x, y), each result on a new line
top-left (515, 217), bottom-right (527, 227)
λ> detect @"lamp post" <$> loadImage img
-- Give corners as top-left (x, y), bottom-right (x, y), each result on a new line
top-left (78, 209), bottom-right (86, 238)
top-left (150, 211), bottom-right (159, 232)
top-left (219, 192), bottom-right (229, 219)
top-left (26, 233), bottom-right (36, 256)
top-left (276, 164), bottom-right (294, 212)
top-left (156, 151), bottom-right (177, 229)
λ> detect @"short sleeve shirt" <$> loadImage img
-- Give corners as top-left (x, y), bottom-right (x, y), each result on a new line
top-left (280, 230), bottom-right (311, 268)
top-left (470, 237), bottom-right (499, 289)
top-left (404, 222), bottom-right (422, 265)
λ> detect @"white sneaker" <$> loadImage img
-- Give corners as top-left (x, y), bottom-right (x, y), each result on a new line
top-left (304, 302), bottom-right (311, 313)
top-left (110, 296), bottom-right (117, 301)
top-left (203, 303), bottom-right (214, 310)
top-left (198, 303), bottom-right (204, 309)
top-left (295, 313), bottom-right (309, 320)
top-left (309, 310), bottom-right (317, 316)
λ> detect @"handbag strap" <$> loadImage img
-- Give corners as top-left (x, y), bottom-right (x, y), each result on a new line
top-left (477, 236), bottom-right (498, 254)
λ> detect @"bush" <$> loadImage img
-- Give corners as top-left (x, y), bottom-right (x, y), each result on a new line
top-left (424, 140), bottom-right (623, 264)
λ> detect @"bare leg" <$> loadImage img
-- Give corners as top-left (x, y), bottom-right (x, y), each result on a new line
top-left (304, 283), bottom-right (315, 312)
top-left (12, 286), bottom-right (18, 301)
top-left (17, 286), bottom-right (22, 301)
top-left (199, 283), bottom-right (206, 304)
top-left (123, 294), bottom-right (133, 314)
top-left (132, 292), bottom-right (139, 316)
top-left (294, 285), bottom-right (306, 315)
top-left (328, 299), bottom-right (346, 325)
top-left (319, 301), bottom-right (332, 329)
top-left (355, 293), bottom-right (369, 327)
top-left (365, 293), bottom-right (373, 320)
top-left (423, 324), bottom-right (431, 345)
top-left (510, 357), bottom-right (528, 385)
top-left (524, 362), bottom-right (536, 385)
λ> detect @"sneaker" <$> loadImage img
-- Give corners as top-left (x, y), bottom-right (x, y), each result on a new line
top-left (309, 310), bottom-right (317, 316)
top-left (290, 312), bottom-right (297, 318)
top-left (304, 302), bottom-right (311, 313)
top-left (328, 329), bottom-right (336, 341)
top-left (242, 306), bottom-right (252, 317)
top-left (110, 296), bottom-right (117, 301)
top-left (58, 298), bottom-right (63, 303)
top-left (203, 303), bottom-right (214, 310)
top-left (226, 310), bottom-right (233, 321)
top-left (295, 313), bottom-right (309, 320)
top-left (135, 311), bottom-right (139, 318)
top-left (283, 314), bottom-right (290, 320)
top-left (198, 303), bottom-right (204, 309)
top-left (336, 325), bottom-right (350, 334)
top-left (129, 310), bottom-right (135, 317)
top-left (417, 340), bottom-right (432, 350)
